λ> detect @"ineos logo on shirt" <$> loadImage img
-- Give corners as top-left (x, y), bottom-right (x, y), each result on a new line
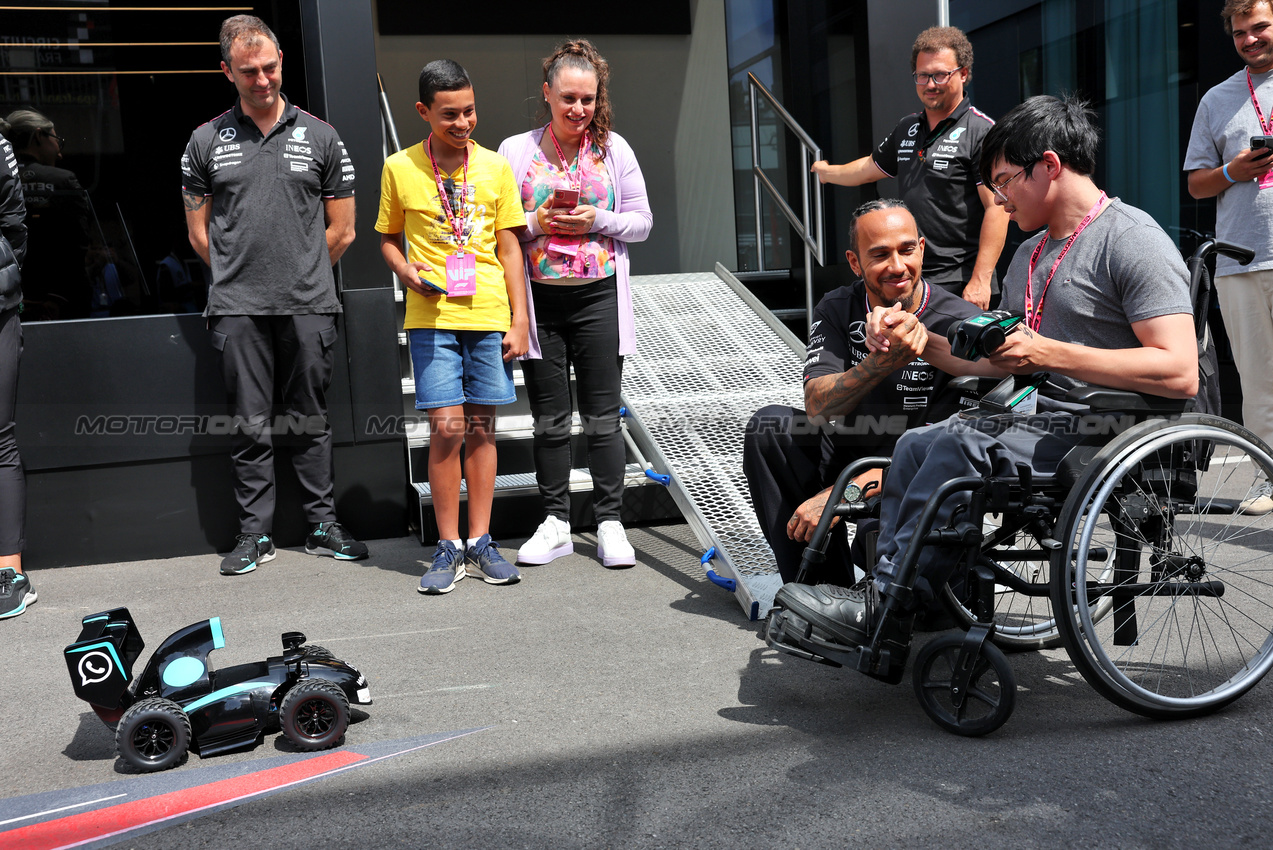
top-left (848, 320), bottom-right (867, 344)
top-left (219, 127), bottom-right (237, 142)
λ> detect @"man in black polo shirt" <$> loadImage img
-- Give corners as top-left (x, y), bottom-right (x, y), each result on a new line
top-left (182, 14), bottom-right (367, 576)
top-left (811, 26), bottom-right (1008, 309)
top-left (743, 199), bottom-right (977, 585)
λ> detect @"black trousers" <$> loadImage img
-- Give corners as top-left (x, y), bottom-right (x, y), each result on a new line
top-left (742, 404), bottom-right (862, 586)
top-left (209, 314), bottom-right (339, 534)
top-left (0, 307), bottom-right (24, 555)
top-left (523, 277), bottom-right (625, 522)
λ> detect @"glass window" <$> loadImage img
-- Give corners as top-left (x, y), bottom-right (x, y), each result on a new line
top-left (0, 1), bottom-right (306, 321)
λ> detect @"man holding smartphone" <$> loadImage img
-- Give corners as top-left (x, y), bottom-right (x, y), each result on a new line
top-left (1186, 0), bottom-right (1273, 514)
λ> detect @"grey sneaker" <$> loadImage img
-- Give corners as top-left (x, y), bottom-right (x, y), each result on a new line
top-left (419, 540), bottom-right (465, 594)
top-left (0, 568), bottom-right (36, 619)
top-left (220, 533), bottom-right (276, 576)
top-left (1240, 480), bottom-right (1273, 516)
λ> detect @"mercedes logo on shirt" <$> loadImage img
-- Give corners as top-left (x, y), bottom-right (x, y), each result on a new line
top-left (219, 127), bottom-right (237, 142)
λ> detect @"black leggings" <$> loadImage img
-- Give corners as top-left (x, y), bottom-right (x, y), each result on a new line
top-left (0, 307), bottom-right (24, 556)
top-left (523, 277), bottom-right (625, 522)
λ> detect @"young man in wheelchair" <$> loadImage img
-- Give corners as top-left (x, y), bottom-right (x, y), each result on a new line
top-left (743, 199), bottom-right (978, 588)
top-left (773, 95), bottom-right (1200, 650)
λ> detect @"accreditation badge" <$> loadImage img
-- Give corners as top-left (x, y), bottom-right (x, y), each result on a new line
top-left (445, 252), bottom-right (477, 297)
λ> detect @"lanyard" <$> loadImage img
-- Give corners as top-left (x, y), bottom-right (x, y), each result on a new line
top-left (547, 125), bottom-right (589, 191)
top-left (1024, 192), bottom-right (1108, 332)
top-left (1249, 69), bottom-right (1273, 135)
top-left (426, 133), bottom-right (469, 248)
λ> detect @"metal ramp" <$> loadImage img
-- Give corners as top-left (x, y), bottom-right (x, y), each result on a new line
top-left (621, 264), bottom-right (805, 619)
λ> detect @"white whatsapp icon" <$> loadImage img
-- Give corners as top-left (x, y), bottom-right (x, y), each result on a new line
top-left (78, 651), bottom-right (115, 686)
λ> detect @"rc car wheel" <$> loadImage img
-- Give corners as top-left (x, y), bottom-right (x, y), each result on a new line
top-left (912, 633), bottom-right (1016, 736)
top-left (280, 678), bottom-right (349, 750)
top-left (116, 697), bottom-right (191, 772)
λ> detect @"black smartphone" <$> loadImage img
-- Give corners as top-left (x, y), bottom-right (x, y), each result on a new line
top-left (1251, 135), bottom-right (1273, 157)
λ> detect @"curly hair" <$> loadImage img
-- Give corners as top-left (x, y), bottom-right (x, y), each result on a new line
top-left (541, 39), bottom-right (612, 160)
top-left (911, 26), bottom-right (973, 73)
top-left (1222, 0), bottom-right (1273, 36)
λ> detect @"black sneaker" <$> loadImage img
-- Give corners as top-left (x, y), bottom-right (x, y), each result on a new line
top-left (220, 532), bottom-right (276, 576)
top-left (0, 568), bottom-right (36, 619)
top-left (306, 521), bottom-right (369, 560)
top-left (774, 578), bottom-right (882, 647)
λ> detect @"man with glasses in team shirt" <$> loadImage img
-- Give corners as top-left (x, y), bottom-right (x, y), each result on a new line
top-left (812, 26), bottom-right (1008, 309)
top-left (1185, 0), bottom-right (1273, 514)
top-left (774, 95), bottom-right (1198, 649)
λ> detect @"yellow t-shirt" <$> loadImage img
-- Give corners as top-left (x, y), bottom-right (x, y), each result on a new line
top-left (375, 140), bottom-right (525, 331)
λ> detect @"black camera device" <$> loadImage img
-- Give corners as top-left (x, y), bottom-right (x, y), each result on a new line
top-left (947, 310), bottom-right (1025, 361)
top-left (1251, 136), bottom-right (1273, 156)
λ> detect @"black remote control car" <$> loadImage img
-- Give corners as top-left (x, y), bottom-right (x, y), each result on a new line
top-left (66, 608), bottom-right (372, 772)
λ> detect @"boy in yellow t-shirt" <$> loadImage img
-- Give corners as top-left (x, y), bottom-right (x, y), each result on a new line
top-left (376, 59), bottom-right (528, 595)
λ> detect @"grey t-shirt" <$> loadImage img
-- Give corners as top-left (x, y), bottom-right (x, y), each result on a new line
top-left (1001, 198), bottom-right (1192, 396)
top-left (1184, 67), bottom-right (1273, 277)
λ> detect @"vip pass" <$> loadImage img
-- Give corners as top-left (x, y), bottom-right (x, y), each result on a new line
top-left (426, 133), bottom-right (477, 297)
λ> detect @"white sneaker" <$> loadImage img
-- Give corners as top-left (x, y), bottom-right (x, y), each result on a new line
top-left (597, 520), bottom-right (636, 567)
top-left (1240, 480), bottom-right (1273, 516)
top-left (517, 515), bottom-right (573, 565)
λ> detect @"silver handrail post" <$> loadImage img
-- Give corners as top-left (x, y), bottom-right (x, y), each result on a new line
top-left (750, 83), bottom-right (764, 273)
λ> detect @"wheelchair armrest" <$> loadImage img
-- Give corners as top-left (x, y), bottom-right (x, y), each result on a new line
top-left (1065, 386), bottom-right (1190, 414)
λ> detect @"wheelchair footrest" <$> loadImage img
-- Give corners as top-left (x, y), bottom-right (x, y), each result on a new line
top-left (765, 609), bottom-right (910, 684)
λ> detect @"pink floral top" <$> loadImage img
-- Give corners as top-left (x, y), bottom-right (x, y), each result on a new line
top-left (521, 145), bottom-right (616, 280)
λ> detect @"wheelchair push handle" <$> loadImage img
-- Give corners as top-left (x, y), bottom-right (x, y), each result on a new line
top-left (1195, 238), bottom-right (1255, 266)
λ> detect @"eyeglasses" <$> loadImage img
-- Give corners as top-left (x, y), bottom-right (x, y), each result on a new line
top-left (41, 129), bottom-right (66, 151)
top-left (912, 67), bottom-right (963, 86)
top-left (989, 162), bottom-right (1037, 202)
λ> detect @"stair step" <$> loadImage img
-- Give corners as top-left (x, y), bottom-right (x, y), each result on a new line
top-left (413, 463), bottom-right (657, 504)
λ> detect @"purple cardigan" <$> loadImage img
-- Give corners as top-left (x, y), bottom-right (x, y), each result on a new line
top-left (497, 128), bottom-right (653, 358)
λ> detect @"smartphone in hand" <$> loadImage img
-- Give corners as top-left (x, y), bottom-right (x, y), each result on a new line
top-left (549, 187), bottom-right (580, 209)
top-left (1251, 135), bottom-right (1273, 157)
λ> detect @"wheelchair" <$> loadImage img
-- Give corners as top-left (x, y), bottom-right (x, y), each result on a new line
top-left (764, 239), bottom-right (1273, 736)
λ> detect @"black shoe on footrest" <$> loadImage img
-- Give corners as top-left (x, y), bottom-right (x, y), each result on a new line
top-left (774, 578), bottom-right (882, 648)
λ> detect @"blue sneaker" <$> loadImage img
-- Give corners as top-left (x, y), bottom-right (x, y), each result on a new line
top-left (465, 535), bottom-right (521, 585)
top-left (419, 540), bottom-right (465, 594)
top-left (0, 568), bottom-right (36, 619)
top-left (220, 533), bottom-right (276, 576)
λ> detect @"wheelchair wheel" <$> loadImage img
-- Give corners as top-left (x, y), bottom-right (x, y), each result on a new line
top-left (1051, 414), bottom-right (1273, 719)
top-left (939, 554), bottom-right (1071, 651)
top-left (912, 632), bottom-right (1016, 736)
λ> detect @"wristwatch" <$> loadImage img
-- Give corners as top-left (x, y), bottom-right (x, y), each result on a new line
top-left (843, 482), bottom-right (864, 504)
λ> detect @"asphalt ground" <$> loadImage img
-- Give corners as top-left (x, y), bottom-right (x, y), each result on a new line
top-left (3, 521), bottom-right (1272, 849)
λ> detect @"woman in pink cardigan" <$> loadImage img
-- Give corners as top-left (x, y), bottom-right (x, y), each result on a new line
top-left (498, 39), bottom-right (652, 568)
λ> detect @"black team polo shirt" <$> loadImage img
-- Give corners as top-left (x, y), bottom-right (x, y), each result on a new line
top-left (871, 96), bottom-right (995, 294)
top-left (182, 96), bottom-right (355, 316)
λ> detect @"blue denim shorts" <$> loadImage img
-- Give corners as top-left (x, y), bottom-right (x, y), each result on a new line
top-left (408, 328), bottom-right (515, 409)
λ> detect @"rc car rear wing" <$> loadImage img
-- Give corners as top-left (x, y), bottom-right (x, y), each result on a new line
top-left (65, 607), bottom-right (145, 721)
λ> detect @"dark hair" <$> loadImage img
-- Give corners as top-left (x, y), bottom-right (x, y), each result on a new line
top-left (911, 26), bottom-right (973, 73)
top-left (847, 198), bottom-right (912, 253)
top-left (219, 14), bottom-right (280, 65)
top-left (0, 108), bottom-right (53, 151)
top-left (978, 94), bottom-right (1100, 186)
top-left (1222, 0), bottom-right (1273, 36)
top-left (541, 39), bottom-right (612, 160)
top-left (418, 59), bottom-right (472, 108)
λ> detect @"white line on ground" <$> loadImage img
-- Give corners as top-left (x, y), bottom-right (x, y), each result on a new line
top-left (0, 794), bottom-right (127, 826)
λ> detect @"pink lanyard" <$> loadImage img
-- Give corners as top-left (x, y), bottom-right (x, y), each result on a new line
top-left (1249, 69), bottom-right (1273, 135)
top-left (1024, 193), bottom-right (1108, 332)
top-left (426, 133), bottom-right (469, 248)
top-left (547, 125), bottom-right (589, 191)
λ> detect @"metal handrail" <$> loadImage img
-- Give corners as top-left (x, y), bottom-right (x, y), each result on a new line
top-left (748, 72), bottom-right (825, 332)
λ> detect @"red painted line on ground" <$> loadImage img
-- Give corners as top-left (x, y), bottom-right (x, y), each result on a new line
top-left (4, 749), bottom-right (367, 850)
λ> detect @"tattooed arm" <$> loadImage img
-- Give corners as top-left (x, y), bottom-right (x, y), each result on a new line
top-left (803, 311), bottom-right (928, 420)
top-left (183, 190), bottom-right (211, 266)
